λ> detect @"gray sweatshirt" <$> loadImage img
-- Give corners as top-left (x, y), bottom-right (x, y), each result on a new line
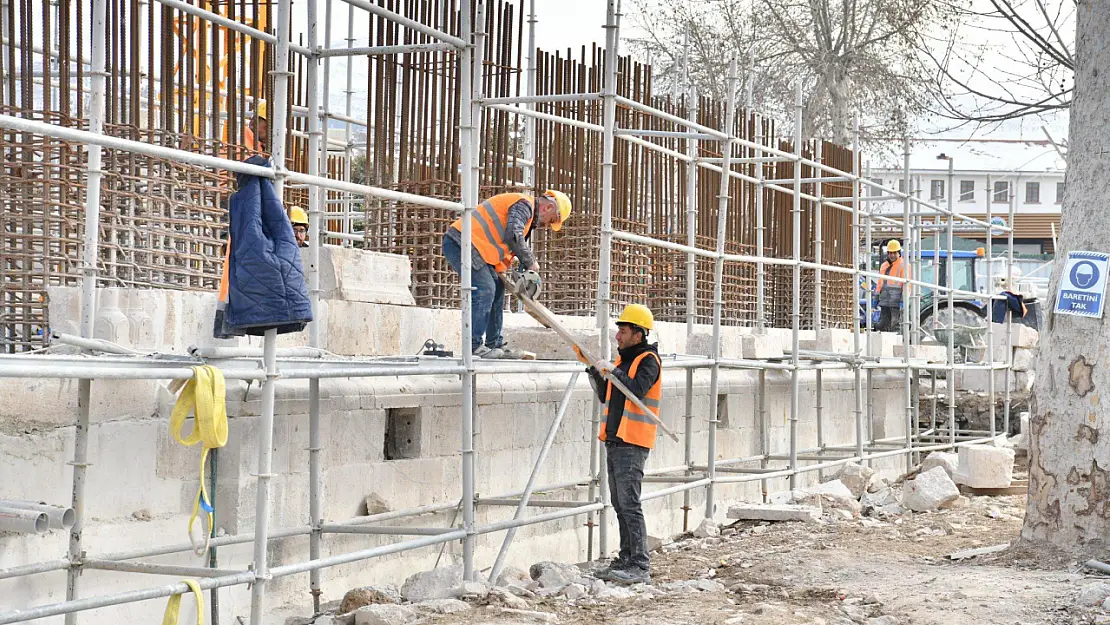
top-left (447, 198), bottom-right (536, 269)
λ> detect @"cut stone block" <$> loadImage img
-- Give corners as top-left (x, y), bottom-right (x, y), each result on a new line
top-left (804, 479), bottom-right (861, 514)
top-left (727, 503), bottom-right (821, 522)
top-left (692, 517), bottom-right (720, 538)
top-left (954, 444), bottom-right (1015, 488)
top-left (903, 466), bottom-right (960, 511)
top-left (816, 328), bottom-right (854, 354)
top-left (1011, 348), bottom-right (1034, 372)
top-left (317, 245), bottom-right (415, 305)
top-left (686, 333), bottom-right (744, 359)
top-left (529, 561), bottom-right (580, 589)
top-left (1011, 324), bottom-right (1039, 348)
top-left (833, 463), bottom-right (874, 499)
top-left (742, 333), bottom-right (784, 359)
top-left (955, 369), bottom-right (1014, 392)
top-left (400, 564), bottom-right (464, 601)
top-left (1016, 370), bottom-right (1035, 392)
top-left (920, 451), bottom-right (958, 480)
top-left (504, 327), bottom-right (614, 361)
top-left (353, 604), bottom-right (420, 625)
top-left (894, 343), bottom-right (948, 363)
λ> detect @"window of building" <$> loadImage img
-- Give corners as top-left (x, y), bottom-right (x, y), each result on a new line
top-left (930, 180), bottom-right (945, 200)
top-left (1056, 182), bottom-right (1065, 204)
top-left (959, 180), bottom-right (974, 202)
top-left (993, 181), bottom-right (1009, 203)
top-left (897, 179), bottom-right (905, 194)
top-left (1025, 181), bottom-right (1040, 204)
top-left (869, 178), bottom-right (883, 197)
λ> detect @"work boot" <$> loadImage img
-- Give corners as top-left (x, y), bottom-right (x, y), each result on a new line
top-left (593, 558), bottom-right (626, 578)
top-left (495, 345), bottom-right (527, 359)
top-left (480, 347), bottom-right (504, 359)
top-left (473, 345), bottom-right (495, 358)
top-left (606, 567), bottom-right (651, 585)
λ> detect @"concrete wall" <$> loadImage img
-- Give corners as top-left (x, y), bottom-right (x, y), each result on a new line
top-left (0, 246), bottom-right (909, 624)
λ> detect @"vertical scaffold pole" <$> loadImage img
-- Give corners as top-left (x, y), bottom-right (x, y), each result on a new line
top-left (681, 29), bottom-right (698, 533)
top-left (852, 117), bottom-right (864, 463)
top-left (901, 136), bottom-right (912, 474)
top-left (787, 83), bottom-right (802, 490)
top-left (705, 56), bottom-right (737, 520)
top-left (306, 0), bottom-right (324, 612)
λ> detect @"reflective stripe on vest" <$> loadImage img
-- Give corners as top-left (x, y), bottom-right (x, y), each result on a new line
top-left (599, 350), bottom-right (662, 450)
top-left (450, 193), bottom-right (535, 272)
top-left (878, 256), bottom-right (907, 292)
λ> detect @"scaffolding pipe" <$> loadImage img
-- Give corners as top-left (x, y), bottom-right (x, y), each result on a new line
top-left (80, 560), bottom-right (246, 578)
top-left (681, 30), bottom-right (697, 533)
top-left (814, 141), bottom-right (825, 476)
top-left (316, 42), bottom-right (455, 57)
top-left (339, 0), bottom-right (466, 47)
top-left (705, 56), bottom-right (738, 519)
top-left (488, 372), bottom-right (580, 583)
top-left (788, 83), bottom-right (802, 490)
top-left (852, 118), bottom-right (865, 464)
top-left (902, 136), bottom-right (913, 474)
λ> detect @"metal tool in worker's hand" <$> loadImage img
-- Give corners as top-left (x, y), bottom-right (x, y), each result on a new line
top-left (509, 267), bottom-right (543, 299)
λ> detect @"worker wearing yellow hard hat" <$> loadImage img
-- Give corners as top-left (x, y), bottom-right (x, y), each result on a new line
top-left (442, 189), bottom-right (573, 359)
top-left (289, 206), bottom-right (309, 248)
top-left (245, 100), bottom-right (269, 153)
top-left (573, 302), bottom-right (661, 585)
top-left (876, 239), bottom-right (909, 331)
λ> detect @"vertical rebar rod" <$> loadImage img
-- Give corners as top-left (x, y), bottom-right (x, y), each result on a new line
top-left (596, 0), bottom-right (619, 557)
top-left (66, 0), bottom-right (108, 619)
top-left (306, 0), bottom-right (324, 612)
top-left (787, 82), bottom-right (801, 490)
top-left (705, 55), bottom-right (737, 519)
top-left (249, 0), bottom-right (292, 616)
top-left (851, 117), bottom-right (864, 463)
top-left (458, 0), bottom-right (477, 581)
top-left (901, 136), bottom-right (912, 474)
top-left (681, 28), bottom-right (697, 532)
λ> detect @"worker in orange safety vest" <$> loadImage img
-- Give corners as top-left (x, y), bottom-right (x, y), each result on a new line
top-left (877, 239), bottom-right (910, 331)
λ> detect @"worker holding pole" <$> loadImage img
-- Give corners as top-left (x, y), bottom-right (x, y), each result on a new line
top-left (576, 304), bottom-right (661, 585)
top-left (442, 190), bottom-right (572, 358)
top-left (877, 239), bottom-right (909, 331)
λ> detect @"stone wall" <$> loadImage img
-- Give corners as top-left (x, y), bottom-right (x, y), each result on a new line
top-left (0, 246), bottom-right (909, 624)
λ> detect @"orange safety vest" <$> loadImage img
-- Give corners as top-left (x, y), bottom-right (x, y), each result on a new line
top-left (449, 193), bottom-right (535, 272)
top-left (598, 351), bottom-right (663, 450)
top-left (878, 256), bottom-right (909, 293)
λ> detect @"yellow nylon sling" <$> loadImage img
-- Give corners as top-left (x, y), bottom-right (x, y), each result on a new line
top-left (161, 579), bottom-right (205, 625)
top-left (170, 365), bottom-right (229, 557)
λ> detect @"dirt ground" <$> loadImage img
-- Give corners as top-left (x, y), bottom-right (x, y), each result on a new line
top-left (421, 459), bottom-right (1109, 625)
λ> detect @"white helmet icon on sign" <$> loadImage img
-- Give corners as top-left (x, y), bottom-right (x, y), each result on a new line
top-left (1072, 261), bottom-right (1099, 289)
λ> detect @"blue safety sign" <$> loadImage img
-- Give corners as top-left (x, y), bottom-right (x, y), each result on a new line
top-left (1055, 251), bottom-right (1110, 318)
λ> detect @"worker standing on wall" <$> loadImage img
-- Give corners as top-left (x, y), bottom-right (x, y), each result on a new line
top-left (442, 190), bottom-right (571, 358)
top-left (289, 206), bottom-right (309, 248)
top-left (576, 304), bottom-right (661, 585)
top-left (876, 239), bottom-right (909, 332)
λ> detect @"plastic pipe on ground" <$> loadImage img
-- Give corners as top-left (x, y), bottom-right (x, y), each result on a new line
top-left (0, 501), bottom-right (75, 530)
top-left (0, 507), bottom-right (49, 534)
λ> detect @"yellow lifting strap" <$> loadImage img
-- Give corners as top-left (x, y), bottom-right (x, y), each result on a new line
top-left (161, 579), bottom-right (205, 625)
top-left (170, 365), bottom-right (229, 557)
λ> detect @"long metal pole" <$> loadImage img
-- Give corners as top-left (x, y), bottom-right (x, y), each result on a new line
top-left (66, 0), bottom-right (108, 618)
top-left (947, 158), bottom-right (956, 446)
top-left (488, 373), bottom-right (580, 582)
top-left (986, 174), bottom-right (996, 438)
top-left (851, 118), bottom-right (865, 464)
top-left (901, 137), bottom-right (913, 474)
top-left (864, 161), bottom-right (875, 452)
top-left (788, 83), bottom-right (802, 490)
top-left (705, 56), bottom-right (737, 519)
top-left (596, 0), bottom-right (620, 558)
top-left (1004, 184), bottom-right (1015, 433)
top-left (680, 28), bottom-right (698, 532)
top-left (814, 140), bottom-right (825, 477)
top-left (306, 0), bottom-right (324, 612)
top-left (249, 0), bottom-right (292, 617)
top-left (343, 0), bottom-right (355, 244)
top-left (523, 0), bottom-right (537, 188)
top-left (458, 0), bottom-right (478, 581)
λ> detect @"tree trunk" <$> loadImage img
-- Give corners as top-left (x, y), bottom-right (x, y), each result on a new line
top-left (1022, 1), bottom-right (1110, 553)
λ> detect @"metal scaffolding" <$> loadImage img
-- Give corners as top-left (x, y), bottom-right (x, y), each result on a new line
top-left (0, 0), bottom-right (1018, 623)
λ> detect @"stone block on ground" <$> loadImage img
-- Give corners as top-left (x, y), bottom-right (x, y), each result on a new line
top-left (488, 586), bottom-right (532, 609)
top-left (1011, 324), bottom-right (1039, 348)
top-left (954, 444), bottom-right (1016, 488)
top-left (495, 566), bottom-right (532, 588)
top-left (741, 333), bottom-right (784, 359)
top-left (833, 463), bottom-right (875, 499)
top-left (860, 487), bottom-right (899, 512)
top-left (400, 564), bottom-right (463, 601)
top-left (955, 369), bottom-right (1014, 393)
top-left (686, 333), bottom-right (744, 359)
top-left (817, 328), bottom-right (853, 354)
top-left (805, 479), bottom-right (862, 514)
top-left (693, 517), bottom-right (720, 538)
top-left (1016, 370), bottom-right (1035, 392)
top-left (352, 604), bottom-right (420, 625)
top-left (450, 581), bottom-right (492, 600)
top-left (727, 503), bottom-right (821, 522)
top-left (414, 599), bottom-right (471, 614)
top-left (920, 451), bottom-right (958, 479)
top-left (865, 332), bottom-right (902, 359)
top-left (1011, 348), bottom-right (1034, 371)
top-left (529, 561), bottom-right (580, 589)
top-left (647, 534), bottom-right (673, 551)
top-left (894, 343), bottom-right (948, 363)
top-left (902, 466), bottom-right (960, 511)
top-left (317, 246), bottom-right (415, 305)
top-left (1077, 582), bottom-right (1110, 606)
top-left (340, 586), bottom-right (400, 613)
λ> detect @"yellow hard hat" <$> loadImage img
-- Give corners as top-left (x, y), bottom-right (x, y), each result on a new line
top-left (289, 206), bottom-right (308, 226)
top-left (616, 303), bottom-right (654, 331)
top-left (886, 240), bottom-right (901, 253)
top-left (543, 190), bottom-right (572, 232)
top-left (256, 100), bottom-right (268, 120)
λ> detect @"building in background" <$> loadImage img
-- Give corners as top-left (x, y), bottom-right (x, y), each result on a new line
top-left (867, 139), bottom-right (1064, 256)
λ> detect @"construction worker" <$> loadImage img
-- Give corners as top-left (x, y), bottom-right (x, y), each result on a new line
top-left (575, 304), bottom-right (661, 585)
top-left (877, 239), bottom-right (909, 331)
top-left (289, 206), bottom-right (309, 248)
top-left (245, 100), bottom-right (269, 153)
top-left (442, 190), bottom-right (572, 358)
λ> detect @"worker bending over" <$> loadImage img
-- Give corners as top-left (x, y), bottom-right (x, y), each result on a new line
top-left (442, 191), bottom-right (571, 359)
top-left (877, 239), bottom-right (909, 331)
top-left (576, 304), bottom-right (661, 585)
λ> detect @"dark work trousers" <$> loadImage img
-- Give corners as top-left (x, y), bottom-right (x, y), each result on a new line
top-left (877, 306), bottom-right (902, 332)
top-left (606, 441), bottom-right (651, 572)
